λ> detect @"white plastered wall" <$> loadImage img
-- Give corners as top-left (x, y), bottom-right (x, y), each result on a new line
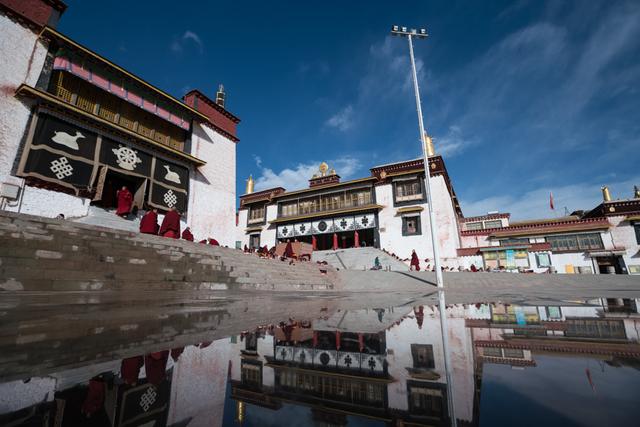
top-left (187, 122), bottom-right (236, 245)
top-left (376, 175), bottom-right (460, 265)
top-left (608, 216), bottom-right (640, 274)
top-left (0, 14), bottom-right (91, 219)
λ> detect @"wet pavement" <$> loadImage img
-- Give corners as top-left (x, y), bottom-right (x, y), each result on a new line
top-left (1, 282), bottom-right (640, 426)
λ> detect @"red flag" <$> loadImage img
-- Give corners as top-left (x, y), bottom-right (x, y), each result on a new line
top-left (549, 191), bottom-right (555, 210)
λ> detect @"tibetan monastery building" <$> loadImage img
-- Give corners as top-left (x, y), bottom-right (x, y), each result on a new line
top-left (237, 147), bottom-right (640, 275)
top-left (0, 0), bottom-right (239, 245)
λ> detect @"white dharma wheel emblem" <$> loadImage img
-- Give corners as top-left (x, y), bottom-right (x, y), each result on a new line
top-left (163, 189), bottom-right (178, 208)
top-left (112, 145), bottom-right (142, 171)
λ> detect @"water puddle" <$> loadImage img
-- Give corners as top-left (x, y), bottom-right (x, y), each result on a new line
top-left (1, 296), bottom-right (639, 426)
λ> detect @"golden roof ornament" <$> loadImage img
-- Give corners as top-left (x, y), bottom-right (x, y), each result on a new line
top-left (424, 133), bottom-right (436, 157)
top-left (634, 185), bottom-right (640, 199)
top-left (601, 185), bottom-right (611, 202)
top-left (318, 162), bottom-right (329, 177)
top-left (245, 174), bottom-right (254, 194)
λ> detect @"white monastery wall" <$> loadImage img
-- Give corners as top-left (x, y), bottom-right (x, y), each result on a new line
top-left (262, 204), bottom-right (278, 248)
top-left (0, 14), bottom-right (48, 185)
top-left (459, 234), bottom-right (491, 249)
top-left (187, 123), bottom-right (236, 245)
top-left (0, 14), bottom-right (82, 217)
top-left (167, 339), bottom-right (233, 427)
top-left (549, 252), bottom-right (595, 274)
top-left (608, 216), bottom-right (640, 272)
top-left (3, 185), bottom-right (90, 218)
top-left (236, 209), bottom-right (248, 247)
top-left (375, 176), bottom-right (459, 265)
top-left (385, 307), bottom-right (446, 411)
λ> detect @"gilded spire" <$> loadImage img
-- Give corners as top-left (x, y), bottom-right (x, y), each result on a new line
top-left (601, 185), bottom-right (611, 202)
top-left (424, 133), bottom-right (435, 157)
top-left (634, 185), bottom-right (640, 199)
top-left (245, 174), bottom-right (254, 194)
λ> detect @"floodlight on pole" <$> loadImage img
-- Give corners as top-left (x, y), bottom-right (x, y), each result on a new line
top-left (390, 24), bottom-right (457, 427)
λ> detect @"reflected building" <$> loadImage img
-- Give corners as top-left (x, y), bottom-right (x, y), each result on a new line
top-left (2, 298), bottom-right (640, 426)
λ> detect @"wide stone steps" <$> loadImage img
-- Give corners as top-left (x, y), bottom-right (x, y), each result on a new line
top-left (0, 211), bottom-right (334, 293)
top-left (312, 247), bottom-right (409, 271)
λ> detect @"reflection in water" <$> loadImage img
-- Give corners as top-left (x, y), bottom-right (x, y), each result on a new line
top-left (1, 298), bottom-right (639, 426)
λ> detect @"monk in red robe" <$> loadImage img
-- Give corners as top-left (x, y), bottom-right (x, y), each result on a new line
top-left (182, 227), bottom-right (194, 241)
top-left (139, 209), bottom-right (159, 235)
top-left (410, 249), bottom-right (421, 271)
top-left (159, 208), bottom-right (181, 238)
top-left (115, 186), bottom-right (133, 217)
top-left (208, 238), bottom-right (220, 246)
top-left (144, 350), bottom-right (169, 386)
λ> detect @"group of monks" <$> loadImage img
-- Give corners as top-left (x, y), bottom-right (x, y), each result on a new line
top-left (139, 207), bottom-right (184, 238)
top-left (138, 206), bottom-right (220, 245)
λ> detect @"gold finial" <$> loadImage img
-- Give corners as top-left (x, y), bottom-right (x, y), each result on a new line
top-left (330, 168), bottom-right (336, 176)
top-left (245, 174), bottom-right (254, 194)
top-left (424, 133), bottom-right (435, 157)
top-left (601, 185), bottom-right (611, 202)
top-left (319, 162), bottom-right (329, 177)
top-left (634, 185), bottom-right (640, 199)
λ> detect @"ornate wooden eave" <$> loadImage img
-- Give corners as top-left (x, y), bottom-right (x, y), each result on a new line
top-left (488, 218), bottom-right (610, 238)
top-left (269, 204), bottom-right (384, 224)
top-left (273, 177), bottom-right (377, 200)
top-left (38, 26), bottom-right (208, 122)
top-left (16, 84), bottom-right (206, 166)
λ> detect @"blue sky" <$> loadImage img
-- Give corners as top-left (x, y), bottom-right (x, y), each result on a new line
top-left (59, 0), bottom-right (640, 219)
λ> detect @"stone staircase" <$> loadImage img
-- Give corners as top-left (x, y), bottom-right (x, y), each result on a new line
top-left (72, 205), bottom-right (141, 233)
top-left (312, 247), bottom-right (409, 271)
top-left (0, 211), bottom-right (334, 293)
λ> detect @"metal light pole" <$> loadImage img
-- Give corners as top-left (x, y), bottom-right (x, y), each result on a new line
top-left (391, 25), bottom-right (457, 427)
top-left (391, 25), bottom-right (444, 289)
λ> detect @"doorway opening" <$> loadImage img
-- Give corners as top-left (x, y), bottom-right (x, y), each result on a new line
top-left (92, 168), bottom-right (146, 214)
top-left (595, 256), bottom-right (626, 274)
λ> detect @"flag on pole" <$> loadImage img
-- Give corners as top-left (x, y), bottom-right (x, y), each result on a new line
top-left (550, 191), bottom-right (555, 210)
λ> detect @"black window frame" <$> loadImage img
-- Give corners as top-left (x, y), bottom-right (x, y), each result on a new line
top-left (402, 215), bottom-right (422, 236)
top-left (393, 177), bottom-right (427, 207)
top-left (247, 203), bottom-right (267, 226)
top-left (410, 344), bottom-right (435, 369)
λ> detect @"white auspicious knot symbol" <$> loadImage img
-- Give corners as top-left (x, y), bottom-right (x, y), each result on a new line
top-left (50, 157), bottom-right (74, 179)
top-left (163, 189), bottom-right (177, 208)
top-left (139, 386), bottom-right (157, 412)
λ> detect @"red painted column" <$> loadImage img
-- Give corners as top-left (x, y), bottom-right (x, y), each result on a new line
top-left (332, 233), bottom-right (338, 250)
top-left (354, 230), bottom-right (360, 248)
top-left (312, 235), bottom-right (317, 251)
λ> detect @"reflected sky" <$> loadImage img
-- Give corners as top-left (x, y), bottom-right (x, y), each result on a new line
top-left (1, 296), bottom-right (639, 427)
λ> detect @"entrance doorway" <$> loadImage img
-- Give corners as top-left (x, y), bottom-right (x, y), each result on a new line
top-left (92, 168), bottom-right (146, 213)
top-left (596, 256), bottom-right (626, 274)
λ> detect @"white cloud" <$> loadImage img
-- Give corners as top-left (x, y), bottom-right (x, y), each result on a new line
top-left (434, 125), bottom-right (476, 157)
top-left (325, 105), bottom-right (354, 131)
top-left (254, 157), bottom-right (362, 192)
top-left (460, 175), bottom-right (640, 220)
top-left (170, 30), bottom-right (204, 54)
top-left (253, 155), bottom-right (262, 168)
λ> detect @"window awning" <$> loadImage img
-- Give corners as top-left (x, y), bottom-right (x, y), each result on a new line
top-left (245, 226), bottom-right (264, 233)
top-left (586, 248), bottom-right (627, 257)
top-left (395, 206), bottom-right (424, 215)
top-left (479, 245), bottom-right (529, 252)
